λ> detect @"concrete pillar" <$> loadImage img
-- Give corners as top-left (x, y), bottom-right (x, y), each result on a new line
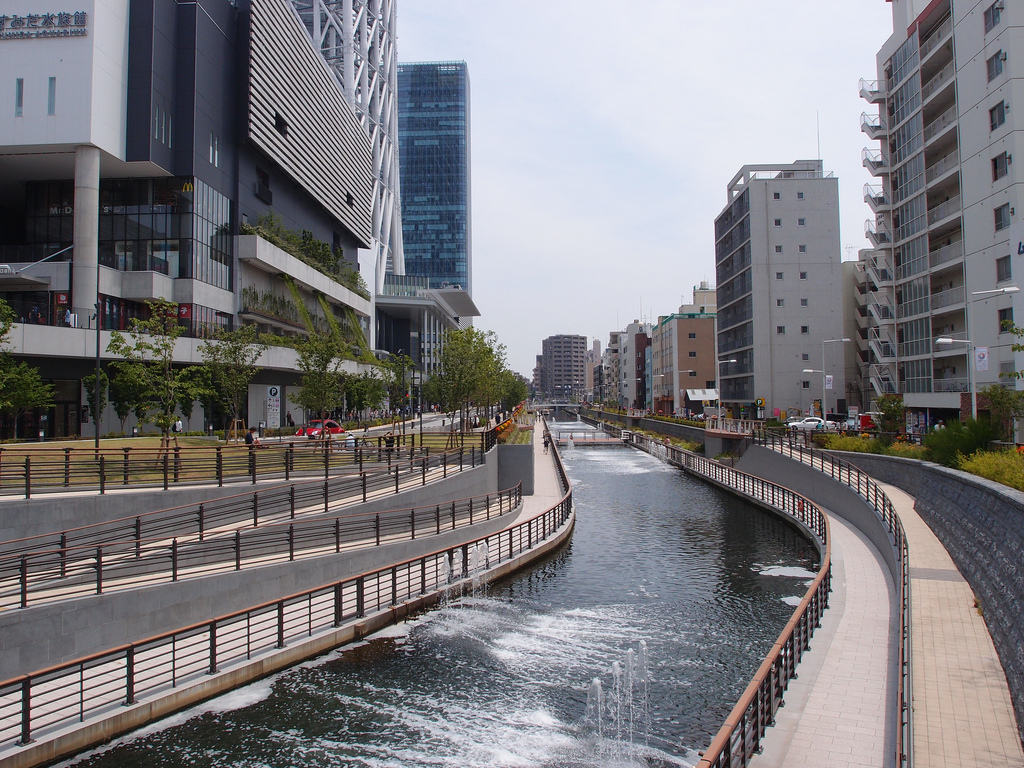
top-left (72, 145), bottom-right (101, 325)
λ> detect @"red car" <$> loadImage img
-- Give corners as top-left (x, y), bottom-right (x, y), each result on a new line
top-left (295, 419), bottom-right (345, 439)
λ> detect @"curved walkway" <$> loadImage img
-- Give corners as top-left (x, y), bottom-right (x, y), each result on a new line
top-left (751, 510), bottom-right (896, 767)
top-left (880, 481), bottom-right (1024, 768)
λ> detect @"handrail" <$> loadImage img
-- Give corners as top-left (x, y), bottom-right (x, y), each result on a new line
top-left (0, 446), bottom-right (481, 562)
top-left (752, 429), bottom-right (912, 768)
top-left (620, 432), bottom-right (831, 768)
top-left (0, 479), bottom-right (572, 749)
top-left (0, 429), bottom-right (498, 498)
top-left (0, 483), bottom-right (522, 610)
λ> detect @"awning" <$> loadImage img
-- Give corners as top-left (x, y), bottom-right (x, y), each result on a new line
top-left (685, 389), bottom-right (719, 401)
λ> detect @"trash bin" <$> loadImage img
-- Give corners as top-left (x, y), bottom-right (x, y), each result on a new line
top-left (258, 420), bottom-right (266, 438)
top-left (37, 428), bottom-right (45, 442)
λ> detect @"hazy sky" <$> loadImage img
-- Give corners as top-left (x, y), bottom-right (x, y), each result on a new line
top-left (397, 1), bottom-right (895, 376)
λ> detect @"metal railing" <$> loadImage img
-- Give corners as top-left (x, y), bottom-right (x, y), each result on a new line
top-left (927, 194), bottom-right (961, 226)
top-left (618, 432), bottom-right (832, 768)
top-left (0, 484), bottom-right (522, 610)
top-left (0, 429), bottom-right (496, 498)
top-left (0, 484), bottom-right (572, 750)
top-left (0, 447), bottom-right (483, 563)
top-left (752, 430), bottom-right (912, 768)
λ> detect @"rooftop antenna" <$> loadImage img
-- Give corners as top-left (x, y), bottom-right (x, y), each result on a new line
top-left (816, 110), bottom-right (821, 161)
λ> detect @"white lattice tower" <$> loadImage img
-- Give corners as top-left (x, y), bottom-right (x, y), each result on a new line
top-left (289, 0), bottom-right (405, 294)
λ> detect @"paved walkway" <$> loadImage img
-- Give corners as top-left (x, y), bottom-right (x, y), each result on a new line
top-left (752, 510), bottom-right (897, 768)
top-left (518, 417), bottom-right (567, 518)
top-left (880, 482), bottom-right (1024, 768)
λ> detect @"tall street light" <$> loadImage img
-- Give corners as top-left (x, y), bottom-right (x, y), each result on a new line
top-left (820, 338), bottom-right (851, 418)
top-left (675, 369), bottom-right (694, 415)
top-left (934, 337), bottom-right (976, 419)
top-left (717, 358), bottom-right (737, 422)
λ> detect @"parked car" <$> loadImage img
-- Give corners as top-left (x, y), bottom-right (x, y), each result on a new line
top-left (295, 419), bottom-right (345, 439)
top-left (787, 416), bottom-right (838, 431)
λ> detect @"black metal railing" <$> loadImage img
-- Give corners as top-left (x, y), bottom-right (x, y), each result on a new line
top-left (752, 428), bottom-right (912, 768)
top-left (0, 484), bottom-right (572, 749)
top-left (0, 447), bottom-right (482, 566)
top-left (621, 432), bottom-right (833, 768)
top-left (0, 484), bottom-right (522, 610)
top-left (0, 429), bottom-right (496, 498)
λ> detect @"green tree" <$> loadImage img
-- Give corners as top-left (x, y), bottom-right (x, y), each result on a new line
top-left (107, 299), bottom-right (199, 446)
top-left (0, 358), bottom-right (56, 435)
top-left (430, 327), bottom-right (509, 429)
top-left (346, 370), bottom-right (386, 419)
top-left (199, 325), bottom-right (267, 435)
top-left (292, 332), bottom-right (346, 438)
top-left (108, 364), bottom-right (146, 433)
top-left (979, 383), bottom-right (1024, 440)
top-left (82, 369), bottom-right (109, 426)
top-left (874, 393), bottom-right (905, 443)
top-left (497, 369), bottom-right (528, 413)
top-left (379, 352), bottom-right (414, 421)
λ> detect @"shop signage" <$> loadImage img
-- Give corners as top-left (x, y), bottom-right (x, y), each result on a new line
top-left (0, 12), bottom-right (87, 40)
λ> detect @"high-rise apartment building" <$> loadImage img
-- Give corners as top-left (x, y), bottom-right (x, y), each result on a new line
top-left (861, 0), bottom-right (1022, 426)
top-left (714, 161), bottom-right (846, 419)
top-left (398, 62), bottom-right (472, 294)
top-left (537, 334), bottom-right (586, 400)
top-left (620, 321), bottom-right (651, 411)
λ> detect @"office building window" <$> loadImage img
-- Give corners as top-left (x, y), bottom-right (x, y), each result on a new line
top-left (801, 326), bottom-right (809, 335)
top-left (991, 101), bottom-right (1007, 131)
top-left (47, 77), bottom-right (56, 116)
top-left (773, 192), bottom-right (781, 200)
top-left (797, 191), bottom-right (805, 199)
top-left (993, 152), bottom-right (1009, 181)
top-left (799, 244), bottom-right (807, 253)
top-left (985, 2), bottom-right (1002, 32)
top-left (209, 134), bottom-right (220, 167)
top-left (802, 380), bottom-right (810, 389)
top-left (776, 271), bottom-right (784, 280)
top-left (798, 218), bottom-right (806, 226)
top-left (999, 307), bottom-right (1013, 332)
top-left (801, 298), bottom-right (809, 307)
top-left (777, 299), bottom-right (785, 307)
top-left (774, 218), bottom-right (782, 227)
top-left (988, 51), bottom-right (1005, 82)
top-left (775, 245), bottom-right (783, 253)
top-left (995, 202), bottom-right (1011, 231)
top-left (688, 350), bottom-right (697, 358)
top-left (800, 271), bottom-right (808, 279)
top-left (802, 353), bottom-right (810, 361)
top-left (777, 326), bottom-right (786, 334)
top-left (14, 78), bottom-right (23, 117)
top-left (997, 254), bottom-right (1012, 282)
top-left (688, 332), bottom-right (696, 339)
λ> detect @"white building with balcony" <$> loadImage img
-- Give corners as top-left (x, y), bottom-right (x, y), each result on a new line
top-left (861, 0), bottom-right (1023, 425)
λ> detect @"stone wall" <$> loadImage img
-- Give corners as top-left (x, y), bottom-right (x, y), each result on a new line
top-left (827, 450), bottom-right (1024, 743)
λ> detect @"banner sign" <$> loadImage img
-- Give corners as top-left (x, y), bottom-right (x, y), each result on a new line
top-left (975, 347), bottom-right (989, 372)
top-left (825, 374), bottom-right (834, 391)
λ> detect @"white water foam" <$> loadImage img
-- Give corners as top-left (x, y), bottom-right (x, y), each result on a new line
top-left (758, 566), bottom-right (818, 579)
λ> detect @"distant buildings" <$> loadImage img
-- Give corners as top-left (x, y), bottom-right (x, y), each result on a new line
top-left (861, 0), bottom-right (1023, 427)
top-left (536, 334), bottom-right (587, 400)
top-left (714, 160), bottom-right (846, 420)
top-left (398, 61), bottom-right (472, 295)
top-left (651, 283), bottom-right (718, 416)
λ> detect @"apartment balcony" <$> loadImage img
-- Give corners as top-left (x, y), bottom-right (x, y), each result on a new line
top-left (931, 284), bottom-right (965, 311)
top-left (861, 112), bottom-right (888, 140)
top-left (925, 150), bottom-right (959, 184)
top-left (921, 60), bottom-right (955, 103)
top-left (919, 15), bottom-right (953, 62)
top-left (923, 103), bottom-right (958, 145)
top-left (927, 194), bottom-right (962, 227)
top-left (865, 219), bottom-right (893, 248)
top-left (862, 148), bottom-right (889, 176)
top-left (859, 78), bottom-right (887, 104)
top-left (933, 377), bottom-right (969, 393)
top-left (928, 239), bottom-right (964, 269)
top-left (863, 183), bottom-right (890, 212)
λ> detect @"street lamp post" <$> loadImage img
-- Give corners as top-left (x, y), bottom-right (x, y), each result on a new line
top-left (717, 359), bottom-right (737, 422)
top-left (935, 337), bottom-right (977, 419)
top-left (820, 338), bottom-right (851, 418)
top-left (802, 369), bottom-right (824, 418)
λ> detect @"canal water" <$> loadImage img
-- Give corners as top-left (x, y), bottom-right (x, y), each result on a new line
top-left (61, 422), bottom-right (818, 768)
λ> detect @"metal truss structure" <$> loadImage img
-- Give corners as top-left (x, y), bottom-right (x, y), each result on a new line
top-left (289, 0), bottom-right (405, 293)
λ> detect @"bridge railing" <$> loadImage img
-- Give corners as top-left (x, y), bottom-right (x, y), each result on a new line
top-left (0, 471), bottom-right (572, 751)
top-left (0, 484), bottom-right (521, 610)
top-left (753, 427), bottom-right (912, 768)
top-left (0, 446), bottom-right (482, 563)
top-left (622, 431), bottom-right (832, 768)
top-left (0, 429), bottom-right (497, 499)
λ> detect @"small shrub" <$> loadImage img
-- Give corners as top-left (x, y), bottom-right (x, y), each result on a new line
top-left (882, 440), bottom-right (927, 458)
top-left (922, 418), bottom-right (998, 467)
top-left (958, 450), bottom-right (1024, 492)
top-left (822, 434), bottom-right (882, 453)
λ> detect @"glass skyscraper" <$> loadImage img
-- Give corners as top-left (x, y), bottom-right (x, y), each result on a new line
top-left (397, 61), bottom-right (472, 294)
